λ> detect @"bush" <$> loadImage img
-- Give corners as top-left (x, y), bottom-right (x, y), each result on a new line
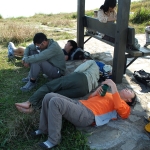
top-left (0, 14), bottom-right (2, 19)
top-left (131, 7), bottom-right (150, 24)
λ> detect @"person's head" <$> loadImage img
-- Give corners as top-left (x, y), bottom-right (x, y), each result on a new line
top-left (64, 40), bottom-right (77, 53)
top-left (119, 88), bottom-right (136, 106)
top-left (33, 33), bottom-right (48, 50)
top-left (100, 0), bottom-right (117, 13)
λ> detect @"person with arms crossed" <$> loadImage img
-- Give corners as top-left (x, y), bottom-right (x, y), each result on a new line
top-left (20, 32), bottom-right (66, 92)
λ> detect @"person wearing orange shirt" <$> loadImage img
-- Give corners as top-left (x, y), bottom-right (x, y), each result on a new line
top-left (30, 79), bottom-right (136, 149)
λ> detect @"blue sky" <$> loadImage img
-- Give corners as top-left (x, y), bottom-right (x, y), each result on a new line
top-left (0, 0), bottom-right (138, 18)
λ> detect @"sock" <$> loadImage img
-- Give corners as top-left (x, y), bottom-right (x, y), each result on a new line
top-left (43, 140), bottom-right (55, 148)
top-left (35, 130), bottom-right (42, 135)
top-left (30, 79), bottom-right (36, 83)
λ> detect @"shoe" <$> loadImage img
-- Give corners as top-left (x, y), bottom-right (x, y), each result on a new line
top-left (30, 131), bottom-right (38, 137)
top-left (30, 130), bottom-right (42, 137)
top-left (39, 140), bottom-right (56, 149)
top-left (9, 42), bottom-right (16, 49)
top-left (20, 81), bottom-right (36, 92)
top-left (22, 77), bottom-right (29, 83)
top-left (8, 42), bottom-right (16, 56)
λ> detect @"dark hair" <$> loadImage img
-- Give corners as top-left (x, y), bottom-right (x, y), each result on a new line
top-left (68, 40), bottom-right (77, 51)
top-left (100, 0), bottom-right (117, 13)
top-left (33, 33), bottom-right (48, 44)
top-left (126, 94), bottom-right (137, 107)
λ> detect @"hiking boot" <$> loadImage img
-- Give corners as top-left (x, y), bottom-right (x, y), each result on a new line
top-left (22, 77), bottom-right (29, 83)
top-left (20, 81), bottom-right (36, 92)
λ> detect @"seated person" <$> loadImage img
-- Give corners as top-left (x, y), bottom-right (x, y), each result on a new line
top-left (15, 60), bottom-right (100, 113)
top-left (88, 0), bottom-right (140, 50)
top-left (30, 79), bottom-right (136, 149)
top-left (8, 40), bottom-right (77, 61)
top-left (62, 40), bottom-right (77, 60)
top-left (20, 33), bottom-right (66, 92)
top-left (96, 0), bottom-right (117, 43)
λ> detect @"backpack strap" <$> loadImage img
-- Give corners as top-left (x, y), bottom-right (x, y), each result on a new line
top-left (70, 48), bottom-right (84, 60)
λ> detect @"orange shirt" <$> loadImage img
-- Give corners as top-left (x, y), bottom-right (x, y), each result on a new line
top-left (80, 92), bottom-right (130, 126)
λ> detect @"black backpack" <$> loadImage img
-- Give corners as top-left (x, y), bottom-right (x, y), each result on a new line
top-left (133, 69), bottom-right (150, 85)
top-left (70, 48), bottom-right (92, 60)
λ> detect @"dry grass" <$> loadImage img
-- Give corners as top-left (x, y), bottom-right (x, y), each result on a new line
top-left (0, 22), bottom-right (39, 45)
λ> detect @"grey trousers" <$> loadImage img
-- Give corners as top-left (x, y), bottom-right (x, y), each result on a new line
top-left (39, 93), bottom-right (95, 145)
top-left (27, 50), bottom-right (61, 80)
top-left (30, 61), bottom-right (61, 80)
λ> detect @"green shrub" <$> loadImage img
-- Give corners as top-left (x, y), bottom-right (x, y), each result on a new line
top-left (0, 14), bottom-right (2, 19)
top-left (71, 13), bottom-right (77, 19)
top-left (131, 7), bottom-right (150, 24)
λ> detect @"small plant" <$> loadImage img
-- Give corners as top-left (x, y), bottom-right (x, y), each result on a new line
top-left (0, 14), bottom-right (3, 19)
top-left (131, 7), bottom-right (150, 24)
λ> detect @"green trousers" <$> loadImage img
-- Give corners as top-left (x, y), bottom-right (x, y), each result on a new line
top-left (29, 72), bottom-right (89, 109)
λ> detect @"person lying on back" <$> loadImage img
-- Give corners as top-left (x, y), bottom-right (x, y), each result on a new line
top-left (30, 79), bottom-right (136, 149)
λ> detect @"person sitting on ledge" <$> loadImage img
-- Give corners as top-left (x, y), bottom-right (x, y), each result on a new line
top-left (15, 60), bottom-right (100, 113)
top-left (30, 79), bottom-right (136, 149)
top-left (88, 0), bottom-right (140, 51)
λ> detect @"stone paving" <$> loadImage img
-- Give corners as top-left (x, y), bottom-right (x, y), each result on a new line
top-left (58, 34), bottom-right (150, 150)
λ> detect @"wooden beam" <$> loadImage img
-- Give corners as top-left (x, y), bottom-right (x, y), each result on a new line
top-left (84, 16), bottom-right (116, 38)
top-left (84, 16), bottom-right (135, 46)
top-left (77, 0), bottom-right (85, 49)
top-left (112, 0), bottom-right (131, 83)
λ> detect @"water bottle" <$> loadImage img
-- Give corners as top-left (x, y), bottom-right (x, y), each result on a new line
top-left (100, 84), bottom-right (108, 96)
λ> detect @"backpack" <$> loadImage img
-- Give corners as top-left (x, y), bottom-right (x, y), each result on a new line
top-left (70, 48), bottom-right (91, 60)
top-left (95, 61), bottom-right (112, 81)
top-left (133, 69), bottom-right (150, 85)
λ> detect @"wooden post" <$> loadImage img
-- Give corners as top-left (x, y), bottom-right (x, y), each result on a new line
top-left (112, 0), bottom-right (131, 83)
top-left (77, 0), bottom-right (85, 49)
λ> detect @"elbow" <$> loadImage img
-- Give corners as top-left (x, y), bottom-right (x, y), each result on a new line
top-left (98, 19), bottom-right (107, 23)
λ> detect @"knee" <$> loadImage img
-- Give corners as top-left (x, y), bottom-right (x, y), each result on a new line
top-left (50, 97), bottom-right (60, 105)
top-left (43, 93), bottom-right (57, 104)
top-left (49, 97), bottom-right (62, 109)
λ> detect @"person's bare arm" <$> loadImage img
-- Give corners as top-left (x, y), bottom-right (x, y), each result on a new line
top-left (107, 17), bottom-right (116, 22)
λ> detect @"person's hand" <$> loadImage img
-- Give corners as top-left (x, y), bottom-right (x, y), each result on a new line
top-left (95, 86), bottom-right (103, 95)
top-left (23, 63), bottom-right (29, 67)
top-left (102, 79), bottom-right (118, 94)
top-left (101, 79), bottom-right (115, 87)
